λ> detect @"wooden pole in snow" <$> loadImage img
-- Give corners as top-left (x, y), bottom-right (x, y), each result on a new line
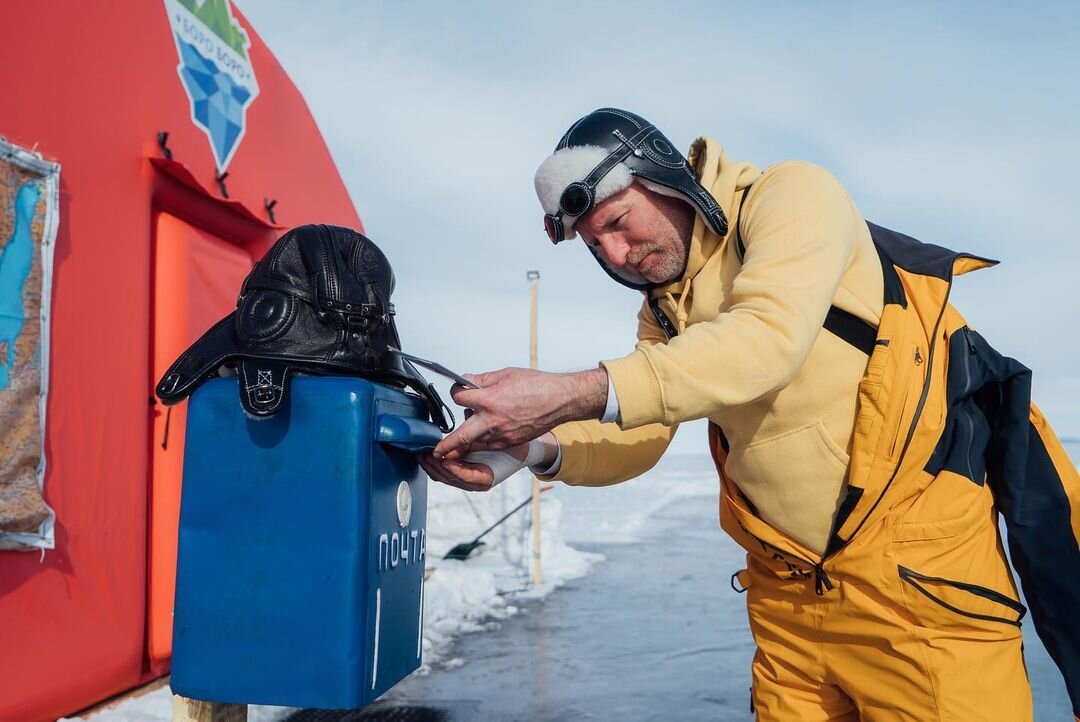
top-left (527, 270), bottom-right (542, 586)
top-left (172, 696), bottom-right (246, 722)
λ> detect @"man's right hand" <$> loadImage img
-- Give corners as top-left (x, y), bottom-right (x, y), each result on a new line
top-left (433, 367), bottom-right (607, 460)
top-left (417, 452), bottom-right (505, 492)
top-left (418, 434), bottom-right (558, 492)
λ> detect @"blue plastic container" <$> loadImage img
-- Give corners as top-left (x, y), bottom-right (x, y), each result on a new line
top-left (171, 376), bottom-right (440, 708)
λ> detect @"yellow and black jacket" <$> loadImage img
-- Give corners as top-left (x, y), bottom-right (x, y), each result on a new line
top-left (715, 222), bottom-right (1080, 718)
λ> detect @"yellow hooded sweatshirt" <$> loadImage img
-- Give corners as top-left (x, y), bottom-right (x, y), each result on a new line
top-left (542, 138), bottom-right (885, 555)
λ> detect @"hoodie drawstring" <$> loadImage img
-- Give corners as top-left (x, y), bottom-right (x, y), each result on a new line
top-left (665, 284), bottom-right (692, 335)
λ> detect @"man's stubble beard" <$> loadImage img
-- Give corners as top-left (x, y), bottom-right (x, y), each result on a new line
top-left (631, 242), bottom-right (686, 285)
top-left (641, 200), bottom-right (695, 285)
top-left (615, 232), bottom-right (689, 286)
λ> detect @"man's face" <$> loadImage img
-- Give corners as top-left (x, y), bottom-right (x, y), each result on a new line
top-left (576, 183), bottom-right (696, 286)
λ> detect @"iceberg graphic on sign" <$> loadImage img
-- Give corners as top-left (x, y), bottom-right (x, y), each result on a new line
top-left (176, 39), bottom-right (252, 170)
top-left (164, 0), bottom-right (259, 172)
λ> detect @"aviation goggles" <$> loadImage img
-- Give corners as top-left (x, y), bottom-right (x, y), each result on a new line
top-left (542, 125), bottom-right (657, 244)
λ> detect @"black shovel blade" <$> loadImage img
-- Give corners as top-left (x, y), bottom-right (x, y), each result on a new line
top-left (443, 540), bottom-right (486, 560)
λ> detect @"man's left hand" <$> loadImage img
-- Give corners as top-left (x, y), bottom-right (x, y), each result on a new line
top-left (433, 366), bottom-right (608, 459)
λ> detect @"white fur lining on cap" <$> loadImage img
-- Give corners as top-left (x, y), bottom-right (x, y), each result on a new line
top-left (534, 145), bottom-right (633, 240)
top-left (534, 146), bottom-right (696, 240)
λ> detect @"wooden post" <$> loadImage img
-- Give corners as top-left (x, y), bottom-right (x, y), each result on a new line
top-left (527, 270), bottom-right (542, 586)
top-left (172, 696), bottom-right (247, 722)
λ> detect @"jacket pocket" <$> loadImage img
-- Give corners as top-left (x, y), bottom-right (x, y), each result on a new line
top-left (891, 470), bottom-right (991, 542)
top-left (727, 420), bottom-right (849, 480)
top-left (724, 420), bottom-right (850, 535)
top-left (855, 338), bottom-right (890, 436)
top-left (898, 564), bottom-right (1026, 630)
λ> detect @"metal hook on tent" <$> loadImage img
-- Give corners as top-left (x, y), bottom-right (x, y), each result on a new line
top-left (215, 170), bottom-right (229, 198)
top-left (156, 132), bottom-right (172, 161)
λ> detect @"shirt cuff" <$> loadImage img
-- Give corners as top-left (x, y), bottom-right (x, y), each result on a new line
top-left (600, 371), bottom-right (621, 424)
top-left (529, 440), bottom-right (562, 476)
top-left (600, 350), bottom-right (664, 429)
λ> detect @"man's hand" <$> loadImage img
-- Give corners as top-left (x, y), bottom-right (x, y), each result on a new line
top-left (433, 367), bottom-right (608, 460)
top-left (418, 444), bottom-right (527, 492)
top-left (418, 434), bottom-right (557, 492)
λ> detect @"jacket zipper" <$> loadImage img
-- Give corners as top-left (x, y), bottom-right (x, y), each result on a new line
top-left (959, 412), bottom-right (976, 481)
top-left (959, 326), bottom-right (976, 397)
top-left (898, 565), bottom-right (1025, 626)
top-left (813, 563), bottom-right (834, 595)
top-left (888, 346), bottom-right (922, 459)
top-left (961, 325), bottom-right (976, 353)
top-left (744, 527), bottom-right (834, 596)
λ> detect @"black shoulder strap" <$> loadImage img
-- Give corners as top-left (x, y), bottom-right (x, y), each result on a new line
top-left (649, 183), bottom-right (878, 356)
top-left (822, 306), bottom-right (877, 356)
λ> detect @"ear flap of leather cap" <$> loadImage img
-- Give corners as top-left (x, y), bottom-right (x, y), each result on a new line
top-left (235, 288), bottom-right (297, 344)
top-left (156, 314), bottom-right (240, 405)
top-left (236, 358), bottom-right (294, 418)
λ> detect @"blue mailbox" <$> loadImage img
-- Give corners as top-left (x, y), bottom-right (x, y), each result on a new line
top-left (171, 376), bottom-right (440, 709)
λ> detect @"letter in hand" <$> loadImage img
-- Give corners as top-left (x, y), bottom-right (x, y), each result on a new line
top-left (418, 443), bottom-right (531, 492)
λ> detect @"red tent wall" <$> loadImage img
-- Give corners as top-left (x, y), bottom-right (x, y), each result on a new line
top-left (0, 4), bottom-right (363, 720)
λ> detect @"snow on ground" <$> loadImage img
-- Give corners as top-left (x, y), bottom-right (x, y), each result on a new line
top-left (417, 469), bottom-right (602, 671)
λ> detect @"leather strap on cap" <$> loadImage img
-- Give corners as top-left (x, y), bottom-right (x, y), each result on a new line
top-left (648, 296), bottom-right (679, 339)
top-left (237, 358), bottom-right (292, 417)
top-left (156, 314), bottom-right (238, 403)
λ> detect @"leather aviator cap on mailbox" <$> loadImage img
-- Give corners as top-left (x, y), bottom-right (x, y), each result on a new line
top-left (155, 224), bottom-right (453, 430)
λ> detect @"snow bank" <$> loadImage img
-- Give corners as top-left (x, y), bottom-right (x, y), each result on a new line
top-left (420, 469), bottom-right (601, 669)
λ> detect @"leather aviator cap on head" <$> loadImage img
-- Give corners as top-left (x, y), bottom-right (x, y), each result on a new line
top-left (534, 107), bottom-right (729, 289)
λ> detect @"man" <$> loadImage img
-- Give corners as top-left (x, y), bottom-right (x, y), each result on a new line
top-left (420, 108), bottom-right (1079, 721)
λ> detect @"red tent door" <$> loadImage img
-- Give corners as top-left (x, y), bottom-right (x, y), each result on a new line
top-left (149, 212), bottom-right (253, 668)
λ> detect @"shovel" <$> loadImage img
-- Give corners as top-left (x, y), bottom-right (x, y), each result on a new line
top-left (443, 486), bottom-right (553, 560)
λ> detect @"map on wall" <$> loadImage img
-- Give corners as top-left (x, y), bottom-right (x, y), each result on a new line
top-left (0, 139), bottom-right (59, 551)
top-left (163, 0), bottom-right (261, 173)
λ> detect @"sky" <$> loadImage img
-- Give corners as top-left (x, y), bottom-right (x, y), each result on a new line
top-left (237, 1), bottom-right (1080, 450)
